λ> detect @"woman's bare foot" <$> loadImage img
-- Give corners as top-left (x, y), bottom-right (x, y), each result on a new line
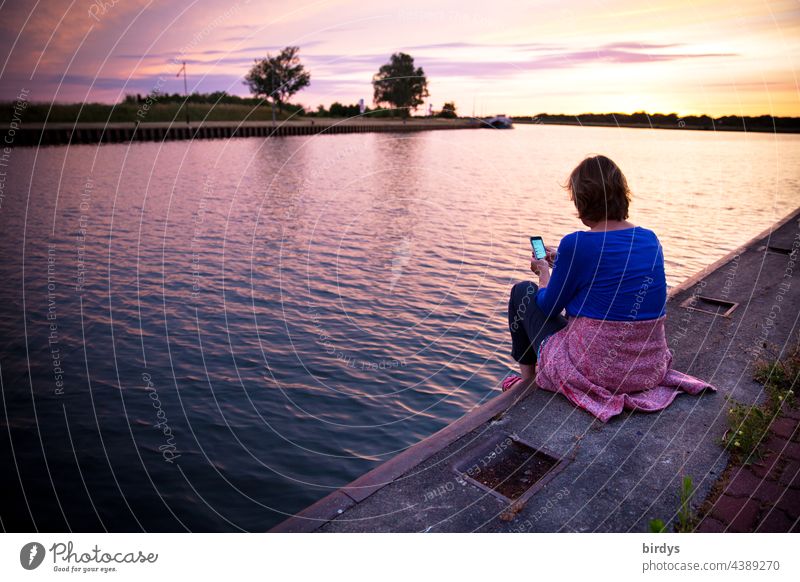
top-left (501, 364), bottom-right (538, 392)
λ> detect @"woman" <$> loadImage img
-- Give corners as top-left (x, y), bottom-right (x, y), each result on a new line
top-left (506, 155), bottom-right (715, 422)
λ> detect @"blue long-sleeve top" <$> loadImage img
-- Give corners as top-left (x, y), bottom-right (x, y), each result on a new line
top-left (535, 226), bottom-right (667, 321)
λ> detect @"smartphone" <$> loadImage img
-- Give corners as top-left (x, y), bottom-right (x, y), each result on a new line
top-left (530, 236), bottom-right (547, 260)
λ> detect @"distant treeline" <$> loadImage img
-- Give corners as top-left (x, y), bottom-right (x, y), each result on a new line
top-left (308, 100), bottom-right (457, 118)
top-left (308, 101), bottom-right (394, 118)
top-left (515, 112), bottom-right (800, 133)
top-left (125, 92), bottom-right (409, 117)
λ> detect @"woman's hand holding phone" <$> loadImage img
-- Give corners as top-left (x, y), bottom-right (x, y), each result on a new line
top-left (528, 236), bottom-right (553, 286)
top-left (530, 237), bottom-right (556, 268)
top-left (545, 245), bottom-right (557, 267)
top-left (530, 254), bottom-right (550, 275)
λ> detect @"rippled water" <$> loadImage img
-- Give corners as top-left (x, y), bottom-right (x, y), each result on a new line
top-left (0, 124), bottom-right (798, 531)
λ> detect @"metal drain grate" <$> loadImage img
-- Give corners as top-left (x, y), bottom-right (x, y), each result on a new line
top-left (680, 295), bottom-right (739, 317)
top-left (452, 435), bottom-right (565, 503)
top-left (766, 245), bottom-right (794, 256)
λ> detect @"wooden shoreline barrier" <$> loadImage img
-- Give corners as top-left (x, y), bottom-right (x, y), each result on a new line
top-left (5, 120), bottom-right (479, 147)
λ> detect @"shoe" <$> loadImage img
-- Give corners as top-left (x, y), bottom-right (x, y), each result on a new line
top-left (501, 374), bottom-right (523, 392)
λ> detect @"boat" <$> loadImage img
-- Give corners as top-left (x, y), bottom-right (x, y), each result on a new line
top-left (483, 115), bottom-right (514, 129)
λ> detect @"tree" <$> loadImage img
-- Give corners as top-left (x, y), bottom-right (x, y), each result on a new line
top-left (372, 53), bottom-right (428, 118)
top-left (328, 102), bottom-right (362, 117)
top-left (438, 101), bottom-right (457, 119)
top-left (244, 46), bottom-right (310, 114)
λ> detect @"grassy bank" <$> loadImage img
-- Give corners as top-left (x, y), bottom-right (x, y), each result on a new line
top-left (1, 102), bottom-right (289, 124)
top-left (1, 101), bottom-right (463, 126)
top-left (8, 101), bottom-right (797, 133)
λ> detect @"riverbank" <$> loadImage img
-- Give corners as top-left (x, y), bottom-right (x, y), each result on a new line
top-left (520, 120), bottom-right (800, 133)
top-left (514, 115), bottom-right (800, 134)
top-left (272, 206), bottom-right (800, 533)
top-left (3, 118), bottom-right (478, 147)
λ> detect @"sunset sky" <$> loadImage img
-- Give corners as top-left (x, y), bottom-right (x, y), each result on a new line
top-left (0, 0), bottom-right (798, 116)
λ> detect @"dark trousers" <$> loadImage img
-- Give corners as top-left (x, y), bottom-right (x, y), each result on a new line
top-left (508, 281), bottom-right (568, 365)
